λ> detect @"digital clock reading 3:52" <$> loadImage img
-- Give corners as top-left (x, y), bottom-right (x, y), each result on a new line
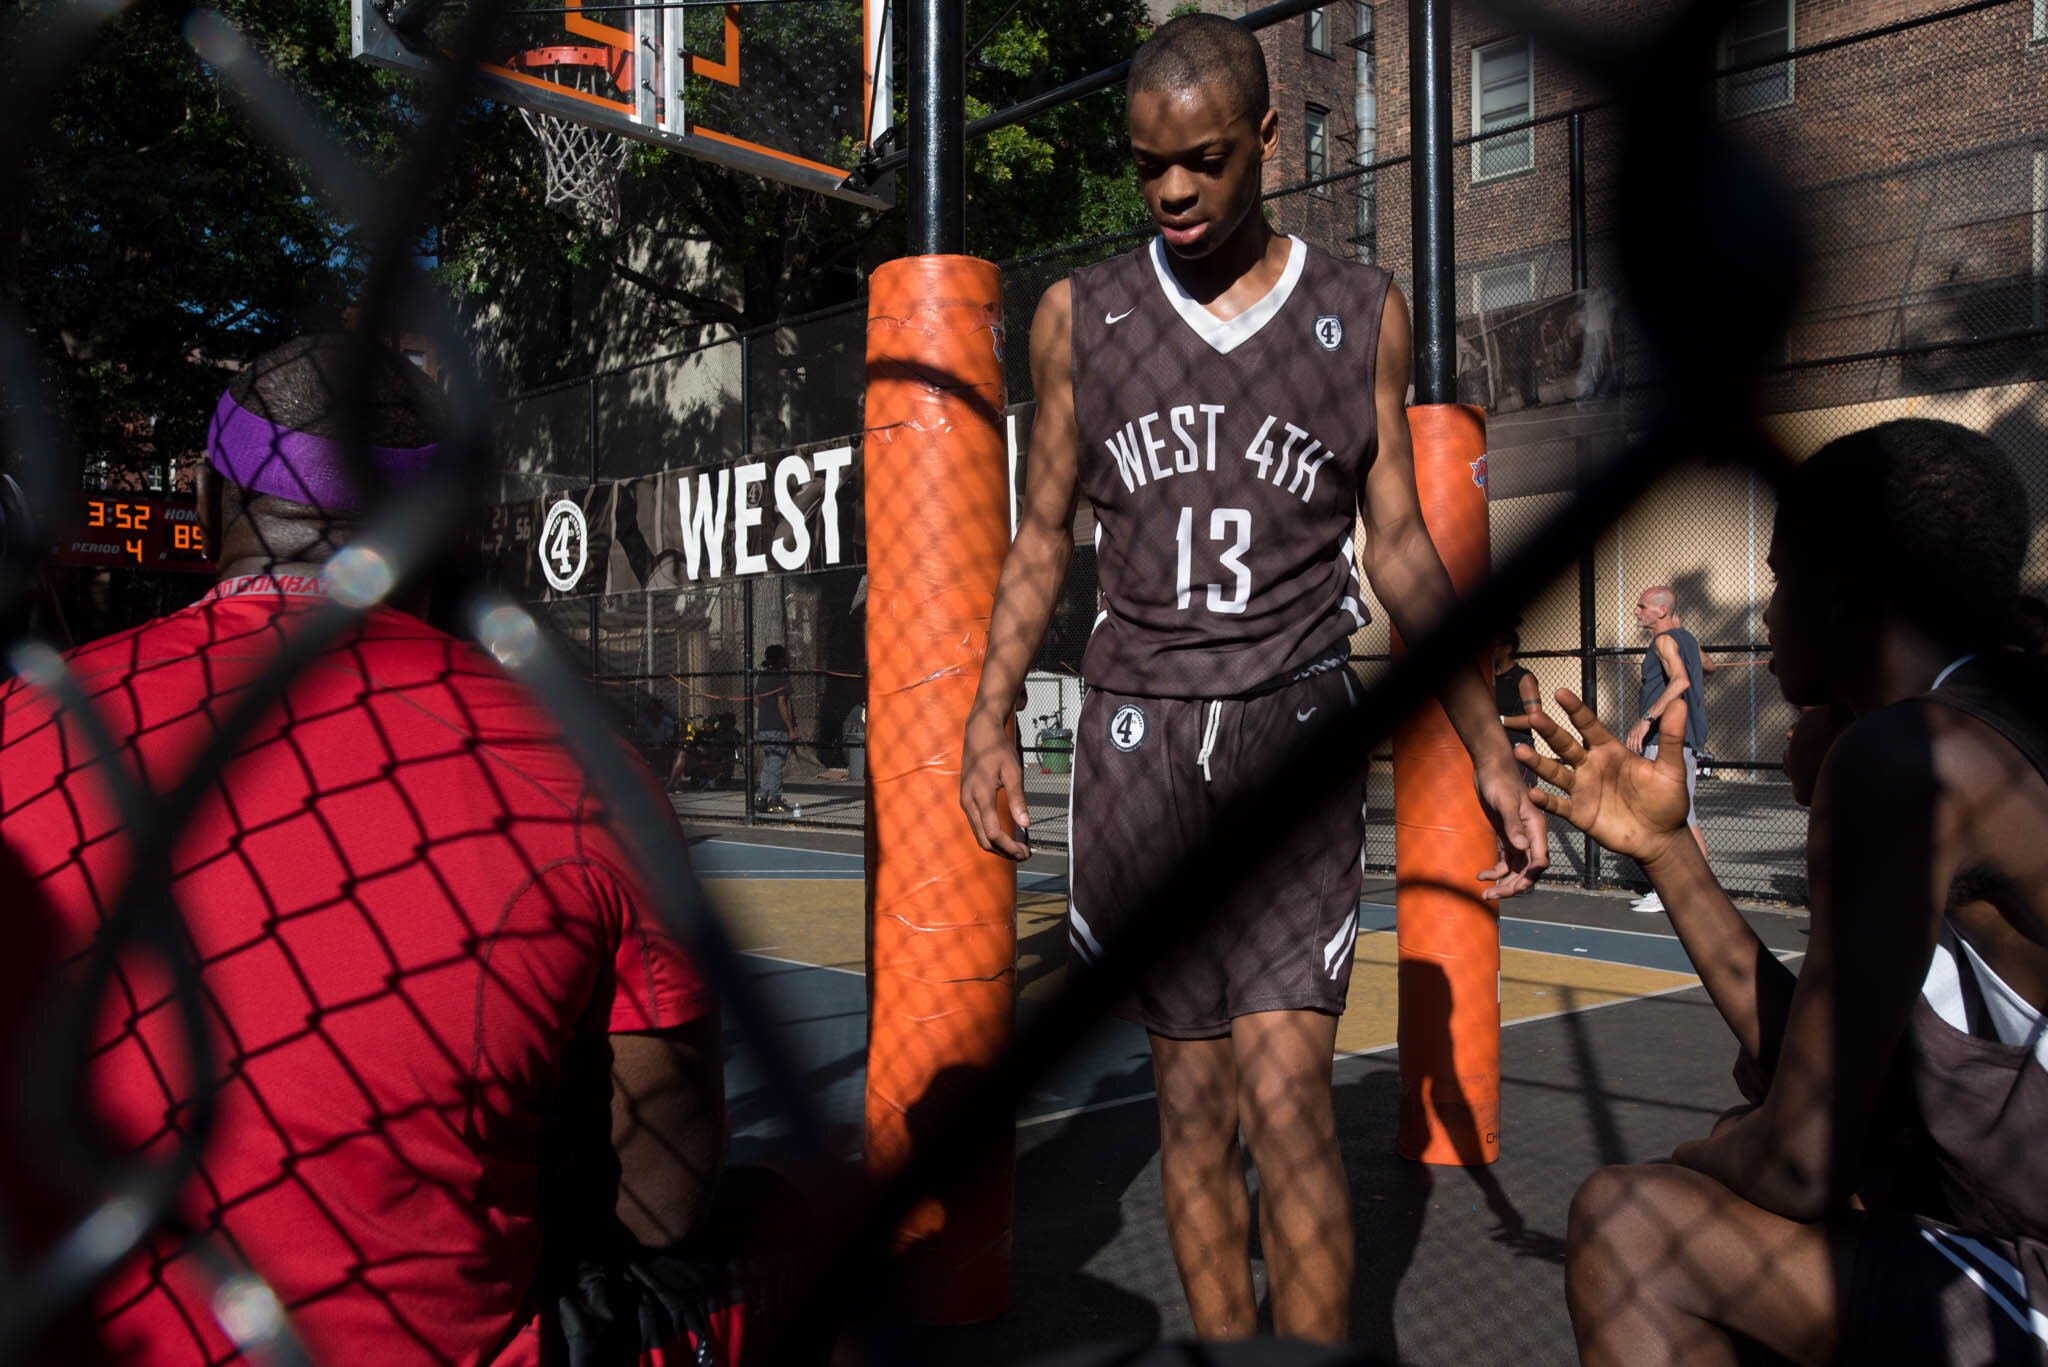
top-left (54, 495), bottom-right (213, 572)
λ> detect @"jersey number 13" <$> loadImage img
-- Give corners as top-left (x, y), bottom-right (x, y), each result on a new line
top-left (1174, 506), bottom-right (1252, 615)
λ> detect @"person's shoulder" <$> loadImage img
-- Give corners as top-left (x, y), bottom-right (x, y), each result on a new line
top-left (1816, 701), bottom-right (1945, 813)
top-left (1297, 237), bottom-right (1389, 280)
top-left (26, 597), bottom-right (228, 712)
top-left (1064, 239), bottom-right (1153, 295)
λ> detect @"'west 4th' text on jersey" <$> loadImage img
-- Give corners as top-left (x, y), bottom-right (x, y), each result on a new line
top-left (1070, 235), bottom-right (1393, 698)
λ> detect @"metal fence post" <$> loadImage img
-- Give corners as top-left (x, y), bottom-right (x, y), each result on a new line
top-left (1408, 0), bottom-right (1454, 404)
top-left (744, 580), bottom-right (756, 824)
top-left (1571, 109), bottom-right (1600, 889)
top-left (1569, 111), bottom-right (1588, 296)
top-left (740, 331), bottom-right (752, 461)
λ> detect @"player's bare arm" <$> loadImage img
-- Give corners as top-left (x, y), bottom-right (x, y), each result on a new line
top-left (1523, 696), bottom-right (1798, 1067)
top-left (1501, 669), bottom-right (1543, 731)
top-left (1625, 631), bottom-right (1692, 754)
top-left (1669, 707), bottom-right (1961, 1218)
top-left (1357, 285), bottom-right (1545, 895)
top-left (609, 1017), bottom-right (730, 1246)
top-left (962, 279), bottom-right (1080, 860)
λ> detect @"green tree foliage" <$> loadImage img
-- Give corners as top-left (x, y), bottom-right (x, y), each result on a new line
top-left (959, 0), bottom-right (1151, 259)
top-left (11, 0), bottom-right (1157, 465)
top-left (7, 0), bottom-right (404, 478)
top-left (431, 0), bottom-right (1154, 350)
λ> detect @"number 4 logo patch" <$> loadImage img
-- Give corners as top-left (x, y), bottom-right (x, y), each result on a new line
top-left (1109, 703), bottom-right (1148, 753)
top-left (1314, 315), bottom-right (1343, 351)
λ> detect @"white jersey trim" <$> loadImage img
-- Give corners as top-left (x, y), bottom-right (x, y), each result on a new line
top-left (1923, 922), bottom-right (2048, 1067)
top-left (1148, 234), bottom-right (1307, 355)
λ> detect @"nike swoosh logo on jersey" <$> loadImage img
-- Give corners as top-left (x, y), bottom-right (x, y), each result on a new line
top-left (1105, 307), bottom-right (1137, 325)
top-left (1296, 707), bottom-right (1317, 722)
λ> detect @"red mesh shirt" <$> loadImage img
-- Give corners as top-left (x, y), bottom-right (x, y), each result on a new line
top-left (0, 577), bottom-right (712, 1366)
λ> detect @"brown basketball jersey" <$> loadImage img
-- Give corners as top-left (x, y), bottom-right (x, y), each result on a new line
top-left (1070, 235), bottom-right (1392, 698)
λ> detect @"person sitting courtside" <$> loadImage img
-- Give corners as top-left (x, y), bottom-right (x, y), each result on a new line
top-left (0, 335), bottom-right (733, 1365)
top-left (1521, 419), bottom-right (2048, 1366)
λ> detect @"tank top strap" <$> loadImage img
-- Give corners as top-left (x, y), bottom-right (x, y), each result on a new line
top-left (1920, 657), bottom-right (2048, 792)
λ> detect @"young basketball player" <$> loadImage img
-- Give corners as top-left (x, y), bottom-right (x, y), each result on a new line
top-left (959, 15), bottom-right (1544, 1342)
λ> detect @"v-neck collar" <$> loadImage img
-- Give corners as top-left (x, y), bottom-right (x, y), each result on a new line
top-left (1147, 234), bottom-right (1307, 356)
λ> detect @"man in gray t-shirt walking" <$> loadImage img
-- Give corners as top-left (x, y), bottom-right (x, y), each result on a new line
top-left (1626, 585), bottom-right (1708, 911)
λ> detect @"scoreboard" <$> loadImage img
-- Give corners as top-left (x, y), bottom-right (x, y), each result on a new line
top-left (51, 494), bottom-right (214, 573)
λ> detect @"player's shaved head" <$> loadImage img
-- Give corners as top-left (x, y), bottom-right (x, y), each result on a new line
top-left (1643, 586), bottom-right (1675, 614)
top-left (1129, 13), bottom-right (1270, 125)
top-left (229, 334), bottom-right (447, 452)
top-left (213, 334), bottom-right (451, 565)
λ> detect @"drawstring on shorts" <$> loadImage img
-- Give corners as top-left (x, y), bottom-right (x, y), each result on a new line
top-left (1195, 700), bottom-right (1222, 783)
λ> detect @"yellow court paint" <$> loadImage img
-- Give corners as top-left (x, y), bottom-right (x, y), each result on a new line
top-left (710, 877), bottom-right (1696, 1049)
top-left (1334, 934), bottom-right (1696, 1055)
top-left (714, 880), bottom-right (870, 972)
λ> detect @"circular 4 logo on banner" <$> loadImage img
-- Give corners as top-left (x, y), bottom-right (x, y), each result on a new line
top-left (540, 498), bottom-right (588, 591)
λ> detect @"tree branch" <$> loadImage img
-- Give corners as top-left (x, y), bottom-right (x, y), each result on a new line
top-left (607, 258), bottom-right (745, 330)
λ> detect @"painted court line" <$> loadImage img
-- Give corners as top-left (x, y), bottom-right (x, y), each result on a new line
top-left (1018, 979), bottom-right (1716, 1130)
top-left (739, 948), bottom-right (863, 978)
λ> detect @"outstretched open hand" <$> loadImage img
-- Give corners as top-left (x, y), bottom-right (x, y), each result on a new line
top-left (1516, 691), bottom-right (1693, 870)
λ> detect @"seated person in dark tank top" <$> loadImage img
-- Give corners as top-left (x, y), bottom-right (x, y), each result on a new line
top-left (1521, 420), bottom-right (2048, 1366)
top-left (956, 13), bottom-right (1548, 1347)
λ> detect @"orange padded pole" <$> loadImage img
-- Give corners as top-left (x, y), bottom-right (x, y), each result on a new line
top-left (1391, 403), bottom-right (1501, 1166)
top-left (861, 254), bottom-right (1014, 1323)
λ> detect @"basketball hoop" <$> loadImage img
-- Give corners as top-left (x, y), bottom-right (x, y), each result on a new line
top-left (508, 46), bottom-right (637, 229)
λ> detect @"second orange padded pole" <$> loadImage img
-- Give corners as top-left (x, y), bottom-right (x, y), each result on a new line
top-left (1392, 402), bottom-right (1501, 1166)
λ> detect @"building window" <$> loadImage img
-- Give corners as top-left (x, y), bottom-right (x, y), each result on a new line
top-left (1473, 262), bottom-right (1537, 314)
top-left (1471, 37), bottom-right (1533, 181)
top-left (2034, 0), bottom-right (2045, 41)
top-left (1305, 105), bottom-right (1330, 192)
top-left (1719, 0), bottom-right (1793, 116)
top-left (1305, 5), bottom-right (1331, 55)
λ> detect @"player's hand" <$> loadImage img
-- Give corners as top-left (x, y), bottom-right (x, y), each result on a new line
top-left (1730, 1047), bottom-right (1768, 1106)
top-left (1623, 718), bottom-right (1651, 754)
top-left (1519, 691), bottom-right (1691, 870)
top-left (960, 708), bottom-right (1030, 861)
top-left (1474, 756), bottom-right (1547, 900)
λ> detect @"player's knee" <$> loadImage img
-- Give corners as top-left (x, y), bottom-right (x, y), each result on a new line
top-left (1237, 1076), bottom-right (1335, 1164)
top-left (1568, 1164), bottom-right (1676, 1283)
top-left (1566, 1166), bottom-right (1640, 1319)
top-left (1155, 1079), bottom-right (1239, 1155)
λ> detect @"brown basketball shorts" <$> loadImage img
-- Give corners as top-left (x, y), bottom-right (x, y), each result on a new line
top-left (1065, 664), bottom-right (1372, 1040)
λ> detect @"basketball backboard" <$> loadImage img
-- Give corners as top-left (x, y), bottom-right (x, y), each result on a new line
top-left (351, 0), bottom-right (894, 208)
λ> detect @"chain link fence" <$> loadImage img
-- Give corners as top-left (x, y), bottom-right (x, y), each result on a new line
top-left (11, 0), bottom-right (2044, 1358)
top-left (481, 0), bottom-right (2047, 907)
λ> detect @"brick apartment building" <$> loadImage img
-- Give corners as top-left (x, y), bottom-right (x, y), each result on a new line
top-left (1320, 0), bottom-right (2048, 765)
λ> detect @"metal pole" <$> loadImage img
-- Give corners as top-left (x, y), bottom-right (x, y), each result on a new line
top-left (909, 0), bottom-right (964, 256)
top-left (744, 583), bottom-right (756, 825)
top-left (1569, 111), bottom-right (1588, 293)
top-left (739, 332), bottom-right (752, 457)
top-left (1564, 112), bottom-right (1597, 889)
top-left (1408, 0), bottom-right (1454, 403)
top-left (1571, 107), bottom-right (1598, 887)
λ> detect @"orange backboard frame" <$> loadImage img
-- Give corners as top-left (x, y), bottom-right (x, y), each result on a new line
top-left (351, 0), bottom-right (892, 207)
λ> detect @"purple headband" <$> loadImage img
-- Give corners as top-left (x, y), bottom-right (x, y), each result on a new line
top-left (206, 389), bottom-right (439, 512)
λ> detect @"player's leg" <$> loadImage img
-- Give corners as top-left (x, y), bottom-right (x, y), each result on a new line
top-left (1231, 1008), bottom-right (1349, 1343)
top-left (1070, 691), bottom-right (1254, 1333)
top-left (1152, 1032), bottom-right (1257, 1338)
top-left (1567, 1162), bottom-right (1846, 1366)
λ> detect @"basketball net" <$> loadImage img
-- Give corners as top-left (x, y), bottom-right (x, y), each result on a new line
top-left (520, 106), bottom-right (632, 228)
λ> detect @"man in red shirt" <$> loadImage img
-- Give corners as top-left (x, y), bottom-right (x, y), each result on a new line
top-left (0, 336), bottom-right (728, 1365)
